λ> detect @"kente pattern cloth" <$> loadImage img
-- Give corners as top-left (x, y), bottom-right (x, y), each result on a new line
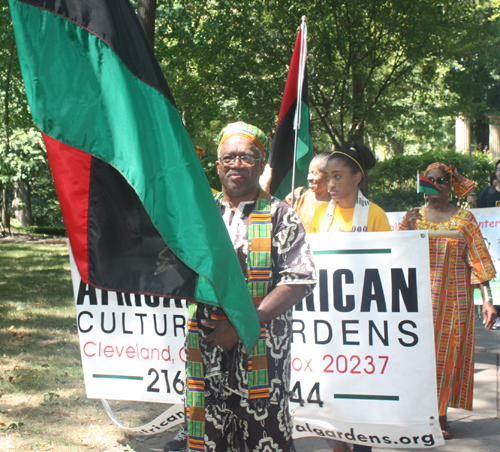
top-left (245, 194), bottom-right (272, 401)
top-left (186, 302), bottom-right (205, 451)
top-left (191, 195), bottom-right (315, 451)
top-left (284, 187), bottom-right (326, 233)
top-left (217, 121), bottom-right (268, 158)
top-left (425, 162), bottom-right (475, 198)
top-left (399, 208), bottom-right (495, 415)
top-left (246, 194), bottom-right (272, 304)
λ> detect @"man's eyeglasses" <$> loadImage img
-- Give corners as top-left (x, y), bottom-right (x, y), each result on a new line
top-left (219, 155), bottom-right (261, 167)
top-left (427, 177), bottom-right (450, 185)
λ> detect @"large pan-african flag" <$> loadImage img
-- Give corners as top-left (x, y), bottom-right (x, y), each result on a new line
top-left (9, 0), bottom-right (260, 350)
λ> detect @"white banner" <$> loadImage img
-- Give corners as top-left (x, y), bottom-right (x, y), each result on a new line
top-left (70, 231), bottom-right (443, 447)
top-left (386, 207), bottom-right (500, 303)
top-left (69, 250), bottom-right (187, 404)
top-left (290, 231), bottom-right (442, 448)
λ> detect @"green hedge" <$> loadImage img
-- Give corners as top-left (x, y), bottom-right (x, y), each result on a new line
top-left (18, 225), bottom-right (67, 237)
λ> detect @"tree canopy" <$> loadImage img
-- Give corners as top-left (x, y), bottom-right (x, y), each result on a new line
top-left (154, 0), bottom-right (500, 153)
top-left (1, 0), bottom-right (500, 228)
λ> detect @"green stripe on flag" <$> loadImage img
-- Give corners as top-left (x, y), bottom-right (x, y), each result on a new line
top-left (419, 185), bottom-right (440, 196)
top-left (296, 101), bottom-right (313, 175)
top-left (274, 101), bottom-right (313, 200)
top-left (274, 169), bottom-right (308, 201)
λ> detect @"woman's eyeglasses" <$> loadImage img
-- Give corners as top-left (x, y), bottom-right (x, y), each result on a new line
top-left (427, 177), bottom-right (450, 185)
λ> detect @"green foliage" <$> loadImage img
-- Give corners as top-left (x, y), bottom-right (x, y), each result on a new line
top-left (153, 0), bottom-right (499, 152)
top-left (200, 155), bottom-right (221, 192)
top-left (369, 149), bottom-right (495, 211)
top-left (30, 165), bottom-right (64, 227)
top-left (0, 4), bottom-right (33, 131)
top-left (443, 1), bottom-right (500, 120)
top-left (0, 128), bottom-right (63, 227)
top-left (0, 128), bottom-right (45, 185)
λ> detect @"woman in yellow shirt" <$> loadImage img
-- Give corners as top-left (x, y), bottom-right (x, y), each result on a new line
top-left (310, 143), bottom-right (390, 234)
top-left (310, 143), bottom-right (389, 452)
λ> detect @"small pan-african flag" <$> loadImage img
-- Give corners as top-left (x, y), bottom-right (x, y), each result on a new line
top-left (417, 174), bottom-right (440, 195)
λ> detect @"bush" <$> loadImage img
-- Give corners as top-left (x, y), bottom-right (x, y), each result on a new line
top-left (14, 224), bottom-right (67, 236)
top-left (368, 149), bottom-right (494, 212)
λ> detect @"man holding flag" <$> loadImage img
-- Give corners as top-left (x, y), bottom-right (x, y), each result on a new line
top-left (10, 0), bottom-right (315, 449)
top-left (182, 122), bottom-right (316, 452)
top-left (7, 1), bottom-right (314, 451)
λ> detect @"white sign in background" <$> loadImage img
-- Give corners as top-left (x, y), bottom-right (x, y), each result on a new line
top-left (70, 231), bottom-right (443, 447)
top-left (386, 207), bottom-right (500, 303)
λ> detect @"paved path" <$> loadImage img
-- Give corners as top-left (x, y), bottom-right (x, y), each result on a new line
top-left (136, 325), bottom-right (500, 451)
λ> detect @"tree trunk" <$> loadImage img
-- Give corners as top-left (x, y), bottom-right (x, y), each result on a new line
top-left (1, 187), bottom-right (10, 235)
top-left (182, 106), bottom-right (190, 130)
top-left (389, 138), bottom-right (404, 155)
top-left (349, 66), bottom-right (365, 143)
top-left (13, 180), bottom-right (32, 226)
top-left (137, 0), bottom-right (157, 48)
top-left (2, 42), bottom-right (15, 235)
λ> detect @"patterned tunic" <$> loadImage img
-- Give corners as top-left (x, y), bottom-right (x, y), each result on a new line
top-left (284, 187), bottom-right (326, 233)
top-left (399, 208), bottom-right (495, 415)
top-left (196, 194), bottom-right (316, 451)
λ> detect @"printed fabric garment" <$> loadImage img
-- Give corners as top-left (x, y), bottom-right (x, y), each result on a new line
top-left (399, 208), bottom-right (495, 415)
top-left (284, 187), bottom-right (326, 233)
top-left (195, 195), bottom-right (316, 452)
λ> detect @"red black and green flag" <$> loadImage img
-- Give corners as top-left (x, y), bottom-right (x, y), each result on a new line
top-left (9, 0), bottom-right (260, 349)
top-left (268, 21), bottom-right (313, 200)
top-left (417, 174), bottom-right (441, 196)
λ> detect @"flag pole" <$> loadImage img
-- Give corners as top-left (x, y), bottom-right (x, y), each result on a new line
top-left (416, 172), bottom-right (419, 206)
top-left (290, 17), bottom-right (307, 208)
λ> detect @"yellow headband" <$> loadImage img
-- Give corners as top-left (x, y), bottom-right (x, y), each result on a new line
top-left (332, 151), bottom-right (364, 175)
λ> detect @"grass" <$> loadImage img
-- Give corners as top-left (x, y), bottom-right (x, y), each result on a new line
top-left (0, 243), bottom-right (170, 451)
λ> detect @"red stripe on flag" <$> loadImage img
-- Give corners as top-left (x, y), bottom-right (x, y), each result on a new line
top-left (277, 28), bottom-right (302, 126)
top-left (43, 134), bottom-right (90, 282)
top-left (417, 174), bottom-right (440, 195)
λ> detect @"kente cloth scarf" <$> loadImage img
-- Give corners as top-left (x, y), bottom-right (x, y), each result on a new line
top-left (185, 302), bottom-right (205, 452)
top-left (186, 191), bottom-right (272, 451)
top-left (320, 189), bottom-right (370, 232)
top-left (425, 162), bottom-right (475, 198)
